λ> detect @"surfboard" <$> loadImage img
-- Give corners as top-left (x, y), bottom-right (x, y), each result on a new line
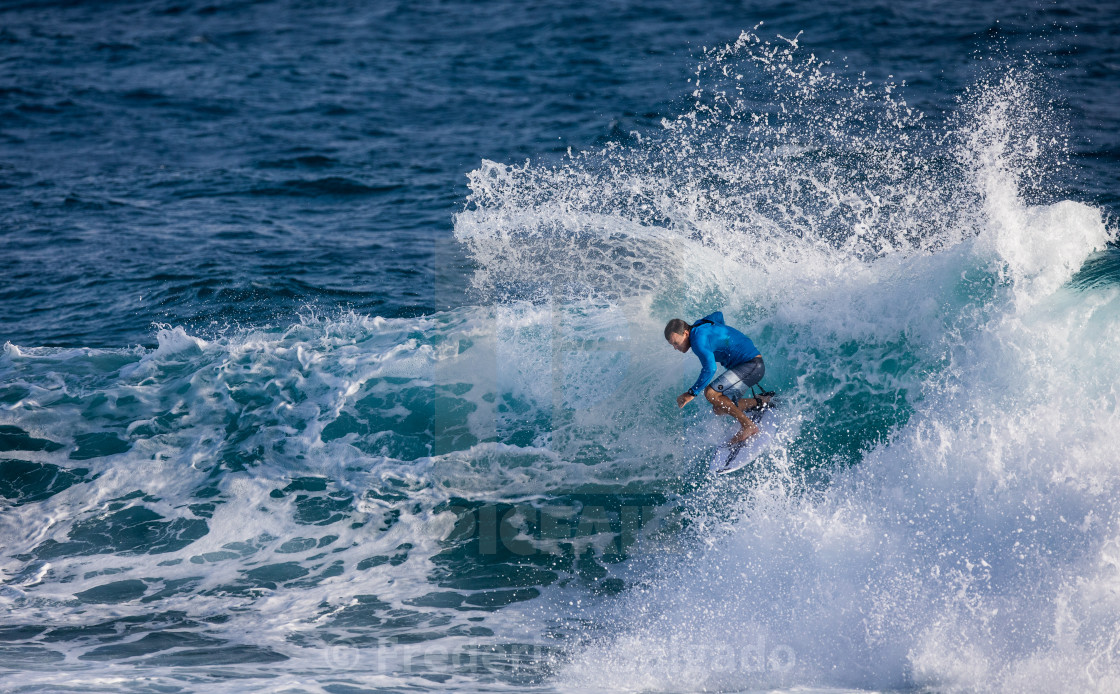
top-left (709, 402), bottom-right (780, 475)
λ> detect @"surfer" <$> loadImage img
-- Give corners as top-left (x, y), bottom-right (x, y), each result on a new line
top-left (665, 312), bottom-right (772, 445)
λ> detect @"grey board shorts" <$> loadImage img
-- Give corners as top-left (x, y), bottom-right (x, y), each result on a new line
top-left (709, 356), bottom-right (765, 402)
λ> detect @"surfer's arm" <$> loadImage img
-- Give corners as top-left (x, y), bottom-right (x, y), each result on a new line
top-left (687, 339), bottom-right (718, 397)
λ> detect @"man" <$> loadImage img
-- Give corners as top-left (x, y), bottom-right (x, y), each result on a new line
top-left (665, 311), bottom-right (772, 445)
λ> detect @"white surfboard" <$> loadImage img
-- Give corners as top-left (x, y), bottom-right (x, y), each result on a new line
top-left (709, 405), bottom-right (781, 475)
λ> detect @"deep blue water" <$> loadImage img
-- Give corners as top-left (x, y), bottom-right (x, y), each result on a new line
top-left (2, 1), bottom-right (1119, 692)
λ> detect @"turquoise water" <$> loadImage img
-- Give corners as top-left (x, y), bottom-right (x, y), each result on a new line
top-left (3, 2), bottom-right (1120, 692)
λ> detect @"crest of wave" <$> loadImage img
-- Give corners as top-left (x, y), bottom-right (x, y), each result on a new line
top-left (451, 26), bottom-right (1041, 306)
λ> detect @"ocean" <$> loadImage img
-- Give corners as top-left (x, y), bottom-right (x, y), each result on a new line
top-left (1, 0), bottom-right (1118, 691)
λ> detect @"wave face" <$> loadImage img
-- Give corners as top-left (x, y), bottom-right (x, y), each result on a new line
top-left (3, 16), bottom-right (1119, 694)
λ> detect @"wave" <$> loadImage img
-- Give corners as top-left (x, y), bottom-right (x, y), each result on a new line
top-left (446, 30), bottom-right (1115, 693)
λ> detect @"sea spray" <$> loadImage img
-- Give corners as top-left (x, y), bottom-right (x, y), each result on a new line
top-left (520, 33), bottom-right (1118, 694)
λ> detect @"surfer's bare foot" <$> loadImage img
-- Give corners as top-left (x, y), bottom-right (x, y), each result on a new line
top-left (729, 425), bottom-right (756, 446)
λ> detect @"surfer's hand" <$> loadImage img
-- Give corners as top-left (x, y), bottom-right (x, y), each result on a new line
top-left (676, 392), bottom-right (694, 408)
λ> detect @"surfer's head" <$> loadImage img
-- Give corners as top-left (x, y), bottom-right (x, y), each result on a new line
top-left (664, 319), bottom-right (691, 353)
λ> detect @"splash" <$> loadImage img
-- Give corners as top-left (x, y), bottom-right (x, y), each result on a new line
top-left (457, 30), bottom-right (1120, 693)
top-left (456, 27), bottom-right (991, 308)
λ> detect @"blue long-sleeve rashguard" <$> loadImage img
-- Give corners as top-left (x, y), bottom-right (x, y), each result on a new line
top-left (686, 311), bottom-right (761, 396)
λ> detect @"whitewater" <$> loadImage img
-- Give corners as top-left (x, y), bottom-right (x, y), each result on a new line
top-left (2, 26), bottom-right (1118, 694)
